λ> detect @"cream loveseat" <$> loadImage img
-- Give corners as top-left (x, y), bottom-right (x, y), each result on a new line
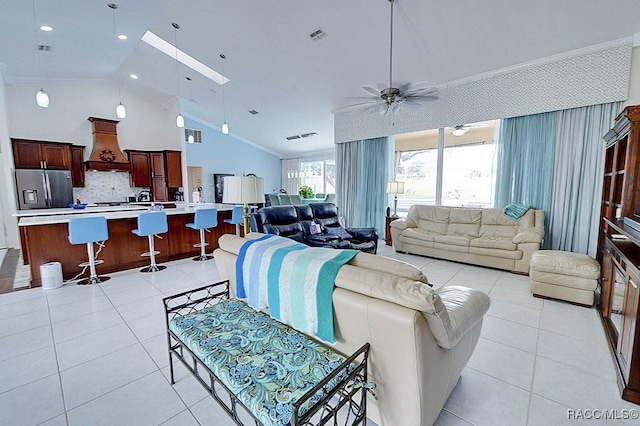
top-left (214, 233), bottom-right (491, 426)
top-left (391, 205), bottom-right (545, 274)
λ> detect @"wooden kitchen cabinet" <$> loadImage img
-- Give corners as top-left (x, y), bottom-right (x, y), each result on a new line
top-left (126, 150), bottom-right (151, 188)
top-left (70, 145), bottom-right (85, 187)
top-left (12, 139), bottom-right (71, 170)
top-left (126, 150), bottom-right (182, 201)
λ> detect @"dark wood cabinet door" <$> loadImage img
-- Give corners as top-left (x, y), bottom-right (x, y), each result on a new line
top-left (150, 152), bottom-right (166, 178)
top-left (12, 139), bottom-right (43, 168)
top-left (164, 151), bottom-right (182, 188)
top-left (70, 145), bottom-right (85, 187)
top-left (152, 176), bottom-right (168, 202)
top-left (127, 151), bottom-right (151, 188)
top-left (41, 144), bottom-right (71, 169)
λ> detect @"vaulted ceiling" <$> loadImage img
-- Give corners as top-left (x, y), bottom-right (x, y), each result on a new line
top-left (1, 0), bottom-right (640, 157)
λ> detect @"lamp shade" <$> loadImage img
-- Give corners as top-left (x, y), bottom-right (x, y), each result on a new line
top-left (222, 176), bottom-right (264, 204)
top-left (386, 181), bottom-right (405, 195)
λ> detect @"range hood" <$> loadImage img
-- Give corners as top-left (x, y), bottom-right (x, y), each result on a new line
top-left (85, 117), bottom-right (130, 172)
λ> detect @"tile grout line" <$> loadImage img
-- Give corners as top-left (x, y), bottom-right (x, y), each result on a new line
top-left (524, 296), bottom-right (545, 426)
top-left (44, 287), bottom-right (71, 426)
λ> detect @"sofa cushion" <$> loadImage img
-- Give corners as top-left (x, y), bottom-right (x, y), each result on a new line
top-left (447, 208), bottom-right (482, 238)
top-left (468, 246), bottom-right (522, 260)
top-left (530, 250), bottom-right (600, 279)
top-left (403, 227), bottom-right (438, 242)
top-left (434, 235), bottom-right (471, 247)
top-left (309, 203), bottom-right (341, 228)
top-left (410, 206), bottom-right (450, 235)
top-left (470, 237), bottom-right (517, 251)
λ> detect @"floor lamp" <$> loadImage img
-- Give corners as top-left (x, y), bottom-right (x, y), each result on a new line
top-left (222, 175), bottom-right (265, 235)
top-left (387, 181), bottom-right (405, 218)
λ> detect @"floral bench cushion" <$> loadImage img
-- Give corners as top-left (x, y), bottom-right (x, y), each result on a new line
top-left (169, 299), bottom-right (353, 426)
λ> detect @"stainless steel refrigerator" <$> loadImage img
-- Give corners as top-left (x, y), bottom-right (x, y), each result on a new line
top-left (15, 169), bottom-right (74, 209)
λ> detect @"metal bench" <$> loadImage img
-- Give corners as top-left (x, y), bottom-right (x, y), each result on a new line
top-left (163, 280), bottom-right (370, 426)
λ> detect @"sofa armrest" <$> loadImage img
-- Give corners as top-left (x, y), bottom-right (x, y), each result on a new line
top-left (346, 227), bottom-right (378, 241)
top-left (512, 226), bottom-right (544, 244)
top-left (389, 217), bottom-right (416, 231)
top-left (422, 286), bottom-right (491, 349)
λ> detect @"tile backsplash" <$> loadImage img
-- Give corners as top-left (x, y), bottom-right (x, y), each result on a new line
top-left (73, 171), bottom-right (147, 203)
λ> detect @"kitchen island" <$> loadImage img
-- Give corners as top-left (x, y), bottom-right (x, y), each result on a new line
top-left (15, 203), bottom-right (237, 287)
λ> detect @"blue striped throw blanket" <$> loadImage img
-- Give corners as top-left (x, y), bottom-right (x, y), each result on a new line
top-left (503, 203), bottom-right (531, 220)
top-left (236, 234), bottom-right (358, 343)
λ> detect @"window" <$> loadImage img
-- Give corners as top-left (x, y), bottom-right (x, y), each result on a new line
top-left (300, 159), bottom-right (335, 196)
top-left (394, 121), bottom-right (496, 214)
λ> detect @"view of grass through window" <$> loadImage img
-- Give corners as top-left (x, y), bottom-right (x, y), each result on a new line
top-left (395, 122), bottom-right (496, 214)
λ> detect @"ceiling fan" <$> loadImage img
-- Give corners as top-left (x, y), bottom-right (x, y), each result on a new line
top-left (337, 0), bottom-right (438, 116)
top-left (449, 122), bottom-right (491, 136)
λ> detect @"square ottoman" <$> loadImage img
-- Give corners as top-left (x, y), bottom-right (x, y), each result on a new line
top-left (530, 250), bottom-right (600, 306)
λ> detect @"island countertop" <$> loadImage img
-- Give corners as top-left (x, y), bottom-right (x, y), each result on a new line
top-left (18, 205), bottom-right (238, 287)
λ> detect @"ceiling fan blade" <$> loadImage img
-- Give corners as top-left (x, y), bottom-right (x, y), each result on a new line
top-left (345, 96), bottom-right (379, 101)
top-left (404, 86), bottom-right (439, 97)
top-left (376, 83), bottom-right (388, 91)
top-left (397, 82), bottom-right (413, 93)
top-left (465, 122), bottom-right (491, 128)
top-left (362, 86), bottom-right (381, 97)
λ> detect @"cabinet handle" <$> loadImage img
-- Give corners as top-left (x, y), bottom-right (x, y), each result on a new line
top-left (631, 280), bottom-right (638, 290)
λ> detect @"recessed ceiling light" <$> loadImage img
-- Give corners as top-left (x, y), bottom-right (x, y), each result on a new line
top-left (118, 34), bottom-right (128, 40)
top-left (141, 30), bottom-right (229, 85)
top-left (40, 25), bottom-right (53, 32)
top-left (129, 74), bottom-right (138, 79)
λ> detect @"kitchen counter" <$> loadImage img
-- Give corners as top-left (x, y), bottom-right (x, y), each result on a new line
top-left (16, 203), bottom-right (235, 226)
top-left (17, 204), bottom-right (239, 287)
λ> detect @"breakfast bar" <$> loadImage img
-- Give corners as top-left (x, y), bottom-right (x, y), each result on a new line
top-left (15, 203), bottom-right (236, 287)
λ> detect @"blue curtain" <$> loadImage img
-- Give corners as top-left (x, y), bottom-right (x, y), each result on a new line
top-left (335, 141), bottom-right (359, 227)
top-left (548, 102), bottom-right (622, 255)
top-left (354, 137), bottom-right (389, 234)
top-left (495, 111), bottom-right (557, 247)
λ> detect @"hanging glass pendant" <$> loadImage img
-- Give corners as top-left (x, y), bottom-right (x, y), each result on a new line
top-left (176, 113), bottom-right (185, 128)
top-left (221, 121), bottom-right (229, 135)
top-left (36, 88), bottom-right (50, 108)
top-left (116, 102), bottom-right (127, 118)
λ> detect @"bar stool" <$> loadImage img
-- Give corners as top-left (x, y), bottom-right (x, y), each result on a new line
top-left (223, 205), bottom-right (244, 236)
top-left (186, 208), bottom-right (218, 261)
top-left (132, 211), bottom-right (168, 272)
top-left (68, 216), bottom-right (110, 285)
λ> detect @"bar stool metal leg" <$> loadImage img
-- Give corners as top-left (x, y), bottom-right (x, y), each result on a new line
top-left (77, 241), bottom-right (111, 285)
top-left (193, 228), bottom-right (213, 261)
top-left (141, 234), bottom-right (166, 273)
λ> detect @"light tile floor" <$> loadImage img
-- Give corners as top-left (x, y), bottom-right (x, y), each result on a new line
top-left (0, 243), bottom-right (638, 425)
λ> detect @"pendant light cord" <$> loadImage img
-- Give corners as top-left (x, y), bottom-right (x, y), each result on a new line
top-left (109, 4), bottom-right (122, 104)
top-left (173, 23), bottom-right (180, 102)
top-left (220, 54), bottom-right (226, 123)
top-left (31, 0), bottom-right (43, 82)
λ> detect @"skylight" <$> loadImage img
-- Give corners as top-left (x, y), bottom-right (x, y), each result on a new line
top-left (141, 30), bottom-right (229, 86)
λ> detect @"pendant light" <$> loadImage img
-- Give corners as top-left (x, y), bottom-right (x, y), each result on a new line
top-left (220, 53), bottom-right (229, 134)
top-left (32, 0), bottom-right (49, 108)
top-left (109, 3), bottom-right (126, 119)
top-left (173, 23), bottom-right (184, 128)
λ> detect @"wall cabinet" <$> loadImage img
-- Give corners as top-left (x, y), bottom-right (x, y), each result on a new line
top-left (598, 105), bottom-right (640, 404)
top-left (125, 150), bottom-right (182, 202)
top-left (12, 139), bottom-right (71, 170)
top-left (70, 145), bottom-right (86, 187)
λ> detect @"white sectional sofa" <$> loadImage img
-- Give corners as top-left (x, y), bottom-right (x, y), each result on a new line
top-left (390, 205), bottom-right (545, 273)
top-left (214, 233), bottom-right (491, 426)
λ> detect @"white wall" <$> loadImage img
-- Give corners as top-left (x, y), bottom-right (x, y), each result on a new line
top-left (625, 46), bottom-right (640, 106)
top-left (0, 70), bottom-right (19, 248)
top-left (6, 81), bottom-right (181, 153)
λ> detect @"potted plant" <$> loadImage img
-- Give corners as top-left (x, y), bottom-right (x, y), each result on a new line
top-left (298, 185), bottom-right (314, 199)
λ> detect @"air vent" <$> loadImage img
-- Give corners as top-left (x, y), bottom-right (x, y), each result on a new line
top-left (248, 110), bottom-right (259, 115)
top-left (286, 132), bottom-right (317, 141)
top-left (38, 45), bottom-right (51, 51)
top-left (309, 28), bottom-right (327, 41)
top-left (185, 128), bottom-right (202, 144)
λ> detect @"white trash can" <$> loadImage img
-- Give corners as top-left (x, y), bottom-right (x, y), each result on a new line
top-left (40, 262), bottom-right (63, 290)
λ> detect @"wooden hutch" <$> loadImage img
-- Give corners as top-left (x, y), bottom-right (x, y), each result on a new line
top-left (597, 105), bottom-right (640, 404)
